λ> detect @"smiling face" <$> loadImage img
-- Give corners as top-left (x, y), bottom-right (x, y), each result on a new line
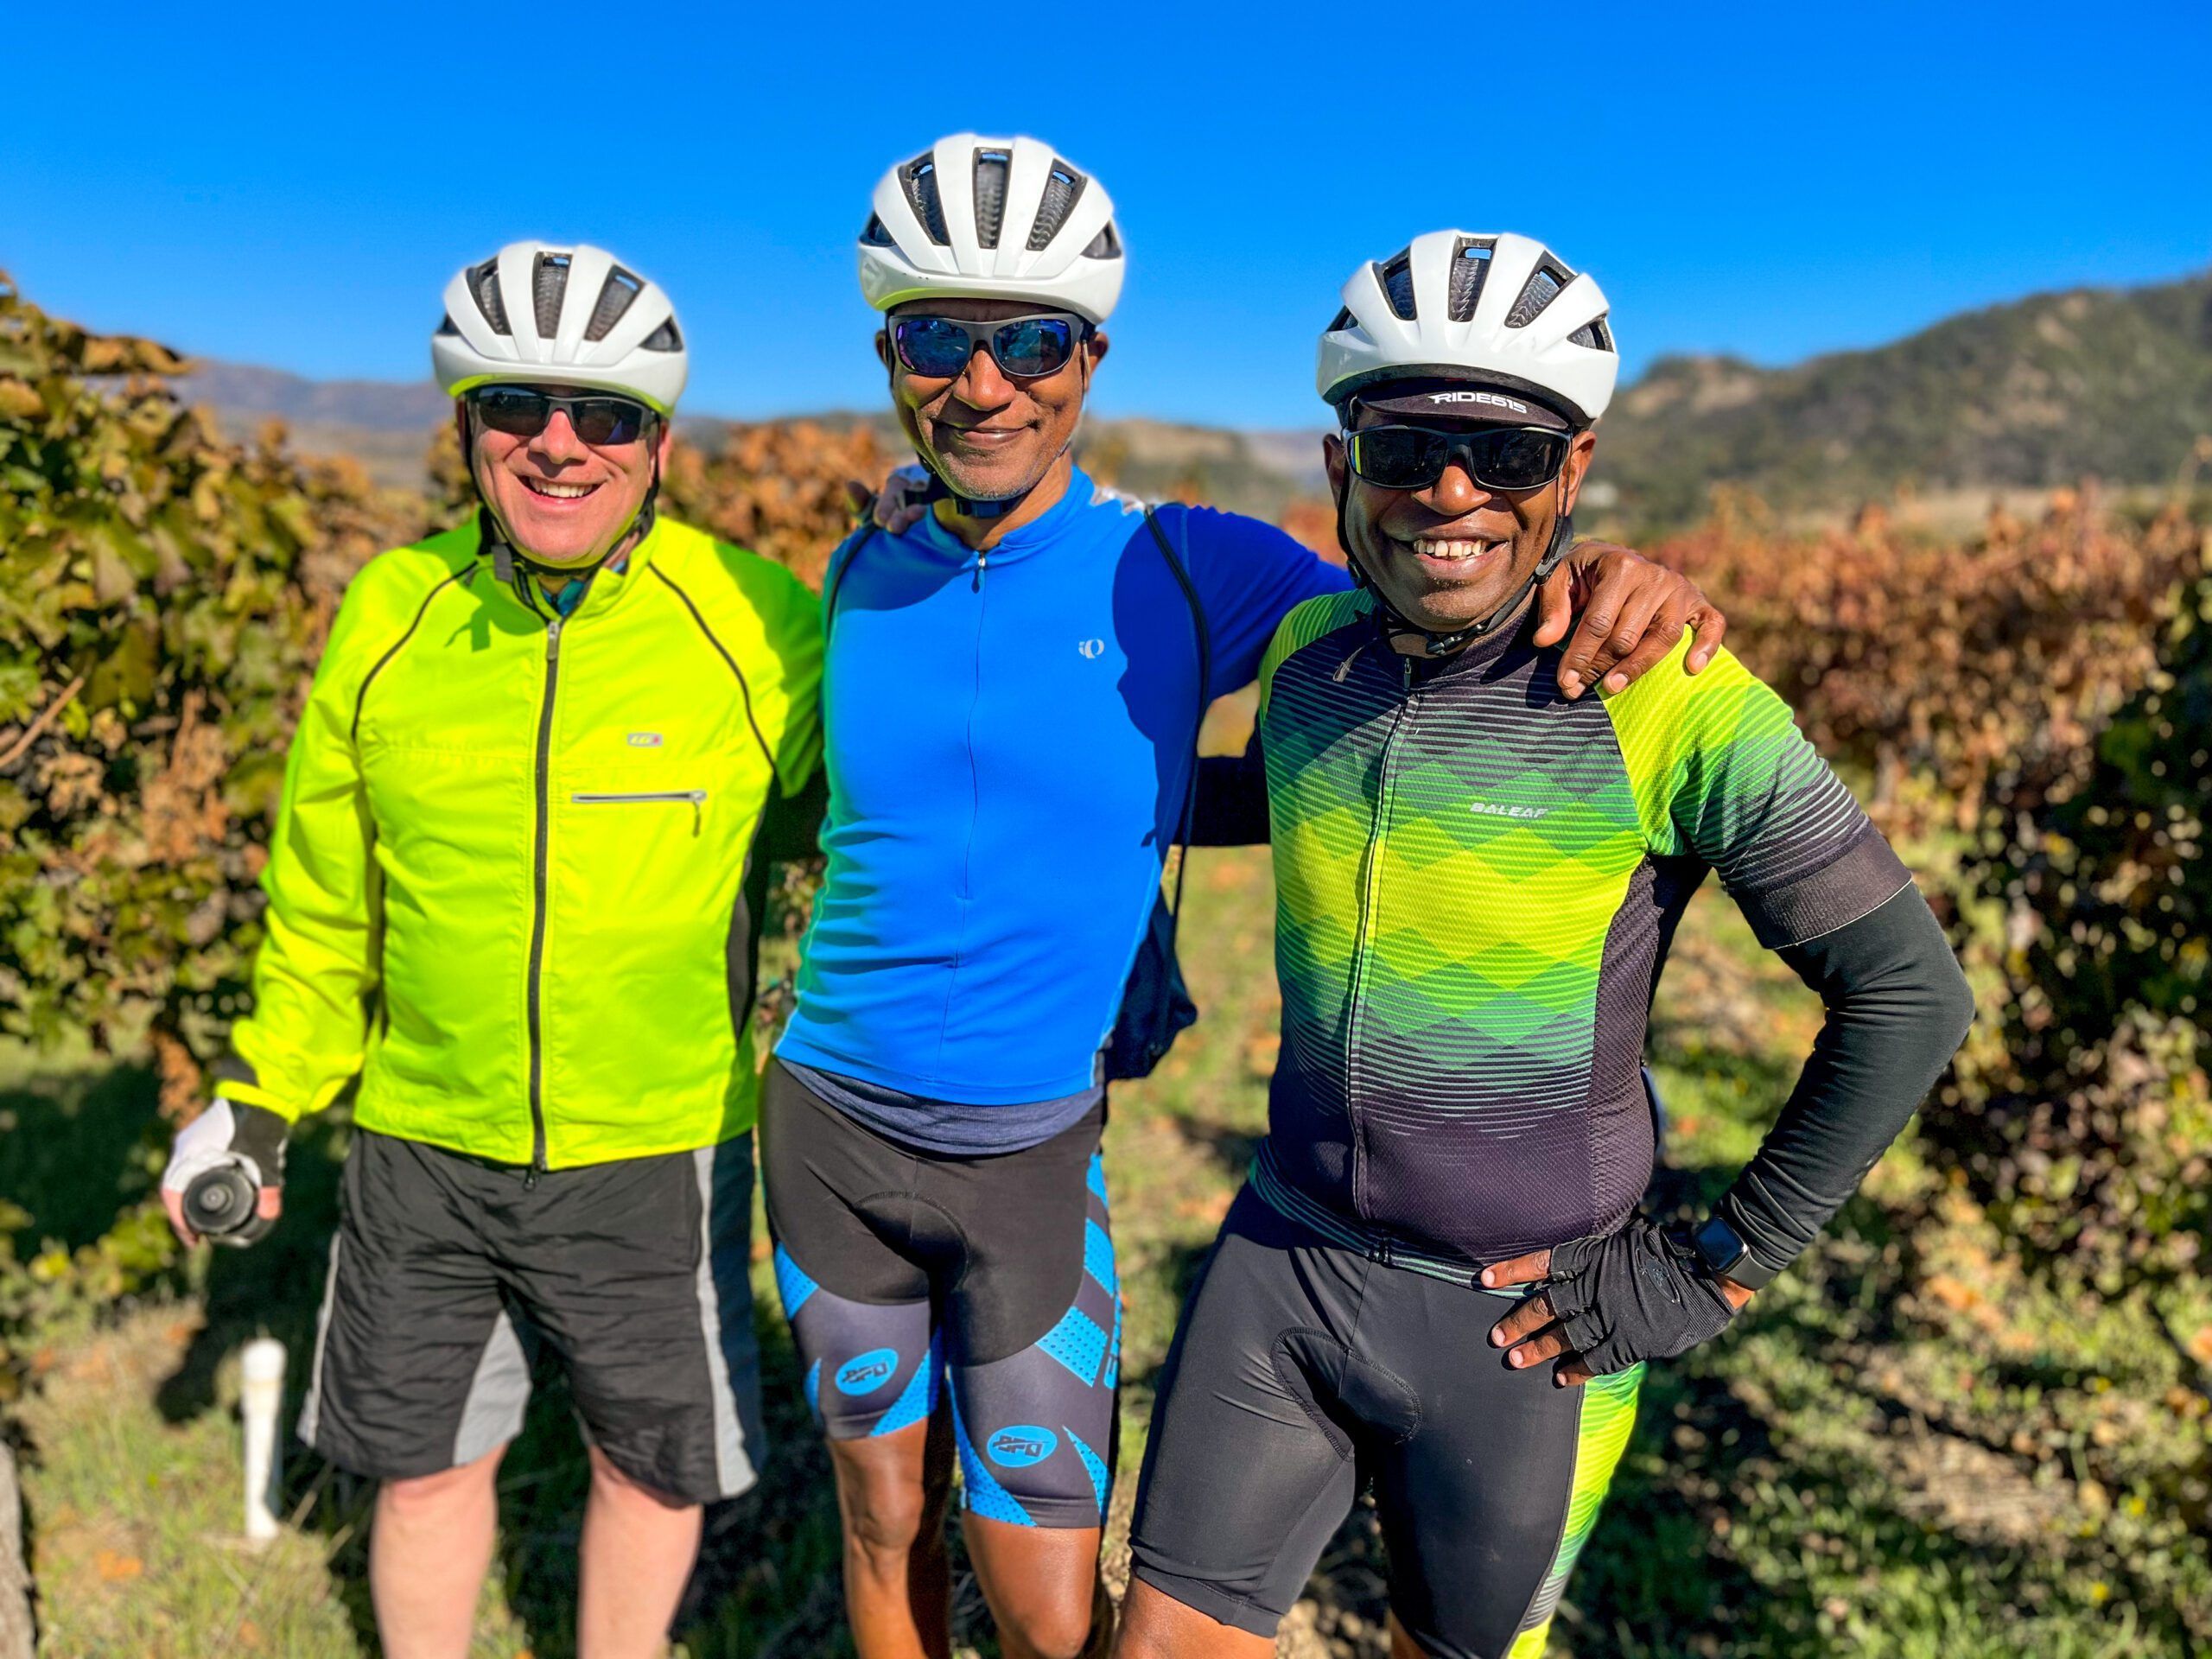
top-left (1325, 403), bottom-right (1596, 634)
top-left (876, 298), bottom-right (1107, 507)
top-left (465, 389), bottom-right (669, 567)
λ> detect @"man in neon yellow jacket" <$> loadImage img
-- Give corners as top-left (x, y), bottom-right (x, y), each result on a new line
top-left (159, 243), bottom-right (823, 1659)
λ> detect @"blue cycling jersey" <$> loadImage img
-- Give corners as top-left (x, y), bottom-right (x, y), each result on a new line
top-left (775, 470), bottom-right (1346, 1119)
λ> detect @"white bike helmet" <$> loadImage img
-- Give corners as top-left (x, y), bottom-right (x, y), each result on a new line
top-left (432, 241), bottom-right (688, 416)
top-left (1317, 231), bottom-right (1618, 427)
top-left (857, 134), bottom-right (1126, 324)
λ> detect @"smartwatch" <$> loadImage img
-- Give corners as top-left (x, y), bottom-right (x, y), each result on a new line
top-left (1690, 1214), bottom-right (1778, 1291)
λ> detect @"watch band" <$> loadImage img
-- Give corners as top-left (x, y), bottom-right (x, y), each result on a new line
top-left (1691, 1214), bottom-right (1778, 1291)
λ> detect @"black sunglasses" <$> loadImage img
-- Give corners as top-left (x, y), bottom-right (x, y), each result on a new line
top-left (891, 312), bottom-right (1088, 379)
top-left (468, 385), bottom-right (652, 447)
top-left (1344, 424), bottom-right (1572, 493)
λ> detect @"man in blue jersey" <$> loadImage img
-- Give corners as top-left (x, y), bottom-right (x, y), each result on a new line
top-left (761, 135), bottom-right (1730, 1659)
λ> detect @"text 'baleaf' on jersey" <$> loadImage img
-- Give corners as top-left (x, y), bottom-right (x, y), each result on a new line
top-left (775, 471), bottom-right (1347, 1120)
top-left (219, 517), bottom-right (824, 1168)
top-left (1250, 588), bottom-right (1912, 1272)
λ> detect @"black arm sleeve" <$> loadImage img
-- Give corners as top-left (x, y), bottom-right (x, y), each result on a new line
top-left (1188, 725), bottom-right (1269, 847)
top-left (1714, 882), bottom-right (1976, 1277)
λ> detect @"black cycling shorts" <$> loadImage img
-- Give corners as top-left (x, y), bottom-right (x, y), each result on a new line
top-left (1129, 1186), bottom-right (1644, 1657)
top-left (298, 1128), bottom-right (764, 1506)
top-left (760, 1061), bottom-right (1121, 1530)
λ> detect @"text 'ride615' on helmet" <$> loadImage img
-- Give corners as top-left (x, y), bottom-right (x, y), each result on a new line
top-left (432, 242), bottom-right (689, 416)
top-left (857, 134), bottom-right (1126, 326)
top-left (1317, 231), bottom-right (1618, 427)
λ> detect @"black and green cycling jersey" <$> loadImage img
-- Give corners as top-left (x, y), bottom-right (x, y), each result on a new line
top-left (1249, 586), bottom-right (1911, 1272)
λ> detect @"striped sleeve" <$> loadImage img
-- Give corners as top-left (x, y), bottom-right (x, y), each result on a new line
top-left (1604, 638), bottom-right (1910, 948)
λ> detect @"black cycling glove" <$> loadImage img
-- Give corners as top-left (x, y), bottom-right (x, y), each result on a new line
top-left (1544, 1219), bottom-right (1739, 1376)
top-left (161, 1097), bottom-right (289, 1245)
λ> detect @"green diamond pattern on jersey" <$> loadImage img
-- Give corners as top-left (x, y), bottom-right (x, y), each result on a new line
top-left (1252, 587), bottom-right (1910, 1268)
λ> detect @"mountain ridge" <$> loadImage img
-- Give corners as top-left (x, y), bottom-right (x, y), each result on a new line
top-left (1592, 271), bottom-right (2212, 523)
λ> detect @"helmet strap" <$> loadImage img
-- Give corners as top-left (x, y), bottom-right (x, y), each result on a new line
top-left (465, 404), bottom-right (663, 595)
top-left (909, 451), bottom-right (1026, 520)
top-left (1392, 507), bottom-right (1571, 657)
top-left (892, 332), bottom-right (1090, 526)
top-left (1333, 464), bottom-right (1576, 659)
top-left (632, 439), bottom-right (663, 546)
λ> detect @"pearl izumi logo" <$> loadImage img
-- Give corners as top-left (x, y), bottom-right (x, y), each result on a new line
top-left (1077, 638), bottom-right (1106, 659)
top-left (1427, 390), bottom-right (1529, 414)
top-left (1470, 801), bottom-right (1549, 821)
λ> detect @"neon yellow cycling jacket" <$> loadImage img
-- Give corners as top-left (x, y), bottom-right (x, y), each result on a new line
top-left (220, 516), bottom-right (823, 1167)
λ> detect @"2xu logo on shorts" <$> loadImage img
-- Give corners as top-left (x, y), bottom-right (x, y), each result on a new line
top-left (987, 1426), bottom-right (1058, 1468)
top-left (836, 1348), bottom-right (899, 1395)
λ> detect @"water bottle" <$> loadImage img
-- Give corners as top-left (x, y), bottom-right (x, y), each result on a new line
top-left (182, 1161), bottom-right (272, 1246)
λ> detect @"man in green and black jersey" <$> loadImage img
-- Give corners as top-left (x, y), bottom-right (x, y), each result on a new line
top-left (1117, 232), bottom-right (1975, 1659)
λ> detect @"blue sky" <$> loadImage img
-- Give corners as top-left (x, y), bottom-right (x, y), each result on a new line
top-left (7, 1), bottom-right (2207, 428)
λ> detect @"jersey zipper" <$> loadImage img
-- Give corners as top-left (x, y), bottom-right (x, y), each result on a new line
top-left (524, 614), bottom-right (562, 1185)
top-left (946, 548), bottom-right (988, 1033)
top-left (1344, 655), bottom-right (1417, 1222)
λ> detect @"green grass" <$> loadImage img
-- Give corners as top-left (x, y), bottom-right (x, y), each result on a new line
top-left (4, 848), bottom-right (2209, 1656)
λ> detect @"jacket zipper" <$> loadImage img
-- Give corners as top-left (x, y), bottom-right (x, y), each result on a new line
top-left (571, 789), bottom-right (707, 834)
top-left (524, 615), bottom-right (562, 1185)
top-left (1344, 656), bottom-right (1416, 1222)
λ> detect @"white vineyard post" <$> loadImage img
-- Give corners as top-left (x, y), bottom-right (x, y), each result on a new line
top-left (240, 1338), bottom-right (287, 1546)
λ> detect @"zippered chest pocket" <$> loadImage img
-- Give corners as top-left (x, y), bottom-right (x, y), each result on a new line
top-left (571, 789), bottom-right (709, 834)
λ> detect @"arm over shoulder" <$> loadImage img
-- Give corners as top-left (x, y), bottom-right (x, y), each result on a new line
top-left (1157, 505), bottom-right (1351, 696)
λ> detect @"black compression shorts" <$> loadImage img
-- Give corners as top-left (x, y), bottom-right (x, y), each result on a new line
top-left (1129, 1186), bottom-right (1643, 1656)
top-left (760, 1061), bottom-right (1121, 1529)
top-left (299, 1128), bottom-right (764, 1505)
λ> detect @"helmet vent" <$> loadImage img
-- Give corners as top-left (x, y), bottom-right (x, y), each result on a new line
top-left (467, 258), bottom-right (512, 335)
top-left (584, 267), bottom-right (643, 342)
top-left (1505, 259), bottom-right (1574, 328)
top-left (1327, 306), bottom-right (1357, 333)
top-left (974, 149), bottom-right (1010, 249)
top-left (640, 318), bottom-right (683, 353)
top-left (860, 213), bottom-right (896, 247)
top-left (1081, 221), bottom-right (1122, 260)
top-left (1567, 315), bottom-right (1615, 353)
top-left (1446, 238), bottom-right (1495, 321)
top-left (435, 314), bottom-right (461, 336)
top-left (1376, 252), bottom-right (1417, 322)
top-left (1027, 162), bottom-right (1088, 251)
top-left (532, 254), bottom-right (571, 338)
top-left (899, 155), bottom-right (951, 246)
